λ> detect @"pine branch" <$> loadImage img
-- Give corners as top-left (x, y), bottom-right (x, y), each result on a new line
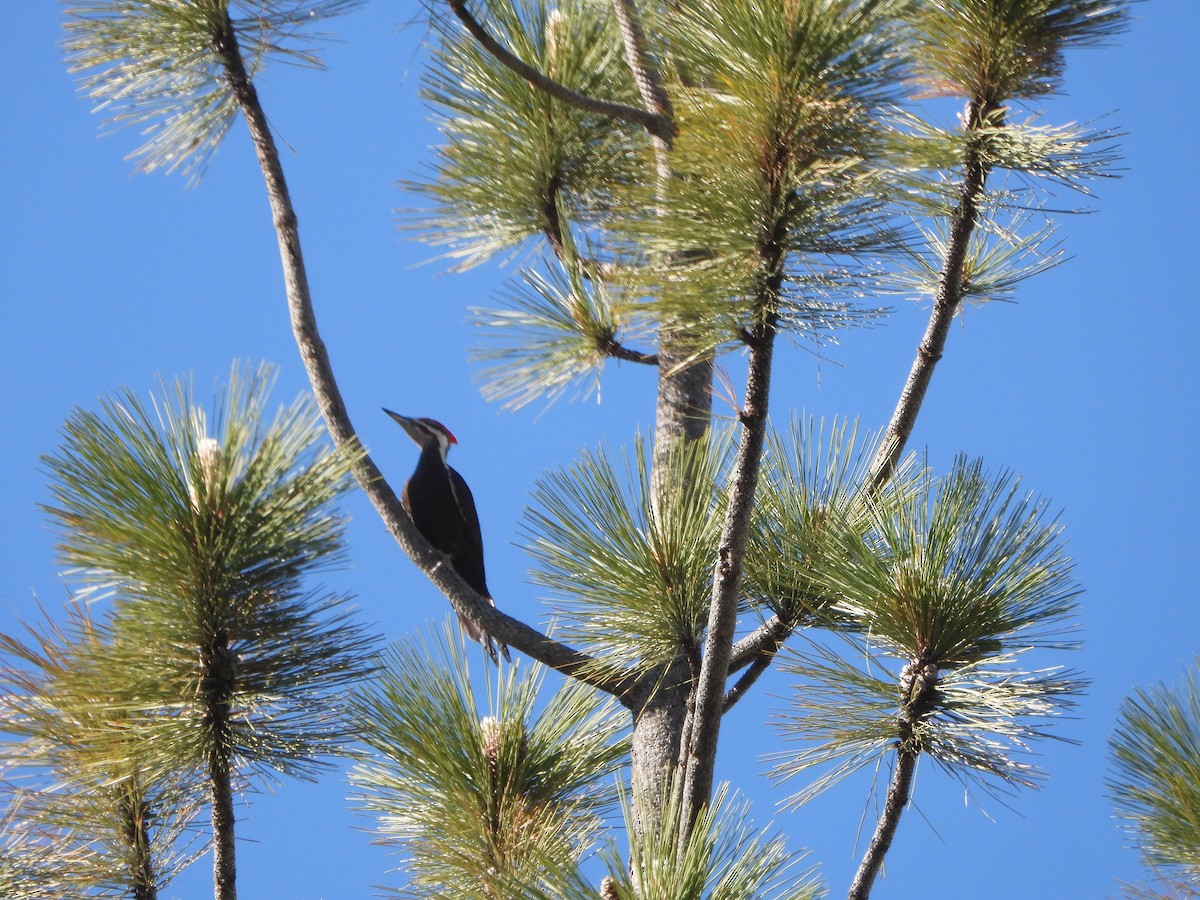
top-left (847, 747), bottom-right (917, 900)
top-left (866, 99), bottom-right (996, 490)
top-left (729, 615), bottom-right (790, 671)
top-left (116, 788), bottom-right (158, 900)
top-left (679, 317), bottom-right (776, 829)
top-left (597, 332), bottom-right (659, 366)
top-left (608, 0), bottom-right (674, 147)
top-left (847, 661), bottom-right (937, 900)
top-left (722, 653), bottom-right (772, 713)
top-left (211, 9), bottom-right (632, 701)
top-left (724, 614), bottom-right (794, 712)
top-left (208, 743), bottom-right (237, 900)
top-left (444, 0), bottom-right (672, 142)
top-left (200, 622), bottom-right (239, 900)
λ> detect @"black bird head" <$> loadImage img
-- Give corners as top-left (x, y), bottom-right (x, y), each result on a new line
top-left (383, 410), bottom-right (457, 462)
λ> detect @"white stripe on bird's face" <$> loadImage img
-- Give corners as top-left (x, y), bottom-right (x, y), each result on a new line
top-left (429, 423), bottom-right (452, 463)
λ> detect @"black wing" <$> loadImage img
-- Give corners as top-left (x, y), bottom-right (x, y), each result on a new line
top-left (446, 464), bottom-right (489, 598)
top-left (448, 465), bottom-right (510, 662)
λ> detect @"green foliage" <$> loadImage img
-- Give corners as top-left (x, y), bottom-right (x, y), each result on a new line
top-left (633, 0), bottom-right (908, 351)
top-left (523, 433), bottom-right (731, 669)
top-left (352, 623), bottom-right (628, 897)
top-left (0, 604), bottom-right (206, 897)
top-left (771, 457), bottom-right (1085, 804)
top-left (433, 0), bottom-right (1133, 411)
top-left (414, 0), bottom-right (643, 265)
top-left (742, 415), bottom-right (921, 626)
top-left (604, 781), bottom-right (824, 900)
top-left (36, 363), bottom-right (377, 783)
top-left (889, 111), bottom-right (1121, 196)
top-left (907, 0), bottom-right (1130, 103)
top-left (824, 456), bottom-right (1080, 664)
top-left (1110, 660), bottom-right (1200, 892)
top-left (55, 0), bottom-right (1139, 892)
top-left (62, 0), bottom-right (362, 179)
top-left (471, 251), bottom-right (649, 410)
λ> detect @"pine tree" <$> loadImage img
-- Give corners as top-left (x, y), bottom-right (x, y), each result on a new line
top-left (54, 1), bottom-right (1132, 895)
top-left (1110, 660), bottom-right (1200, 899)
top-left (0, 364), bottom-right (377, 898)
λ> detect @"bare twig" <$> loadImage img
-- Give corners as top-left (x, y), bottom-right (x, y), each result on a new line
top-left (598, 333), bottom-right (659, 366)
top-left (212, 10), bottom-right (633, 702)
top-left (445, 0), bottom-right (673, 142)
top-left (722, 652), bottom-right (772, 713)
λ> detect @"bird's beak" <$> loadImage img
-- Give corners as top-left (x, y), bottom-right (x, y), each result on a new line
top-left (382, 408), bottom-right (422, 445)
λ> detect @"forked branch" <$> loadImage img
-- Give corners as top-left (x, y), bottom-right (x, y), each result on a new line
top-left (211, 11), bottom-right (633, 701)
top-left (729, 99), bottom-right (1001, 698)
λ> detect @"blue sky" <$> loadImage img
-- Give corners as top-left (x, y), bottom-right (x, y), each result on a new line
top-left (2, 2), bottom-right (1198, 898)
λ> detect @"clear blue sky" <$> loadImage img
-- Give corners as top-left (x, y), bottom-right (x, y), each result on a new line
top-left (2, 3), bottom-right (1197, 898)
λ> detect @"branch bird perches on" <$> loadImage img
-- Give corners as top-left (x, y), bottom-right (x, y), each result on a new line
top-left (209, 8), bottom-right (635, 702)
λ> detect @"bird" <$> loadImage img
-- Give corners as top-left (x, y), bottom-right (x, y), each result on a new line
top-left (384, 410), bottom-right (509, 664)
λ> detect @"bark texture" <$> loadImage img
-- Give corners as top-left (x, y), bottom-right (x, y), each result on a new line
top-left (868, 98), bottom-right (997, 490)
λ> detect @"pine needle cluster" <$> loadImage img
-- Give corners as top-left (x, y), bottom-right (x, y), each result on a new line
top-left (0, 363), bottom-right (377, 895)
top-left (352, 624), bottom-right (628, 897)
top-left (771, 456), bottom-right (1085, 803)
top-left (1110, 661), bottom-right (1200, 897)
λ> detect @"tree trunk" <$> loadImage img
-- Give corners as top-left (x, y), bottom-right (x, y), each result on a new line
top-left (627, 657), bottom-right (692, 840)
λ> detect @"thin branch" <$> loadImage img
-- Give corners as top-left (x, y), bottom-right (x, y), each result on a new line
top-left (729, 614), bottom-right (790, 672)
top-left (679, 315), bottom-right (776, 828)
top-left (721, 652), bottom-right (772, 713)
top-left (608, 0), bottom-right (674, 147)
top-left (211, 11), bottom-right (633, 702)
top-left (598, 333), bottom-right (659, 366)
top-left (848, 660), bottom-right (937, 900)
top-left (445, 0), bottom-right (673, 142)
top-left (847, 747), bottom-right (917, 900)
top-left (867, 98), bottom-right (997, 491)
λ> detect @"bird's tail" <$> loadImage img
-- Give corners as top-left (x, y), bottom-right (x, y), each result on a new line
top-left (457, 605), bottom-right (510, 665)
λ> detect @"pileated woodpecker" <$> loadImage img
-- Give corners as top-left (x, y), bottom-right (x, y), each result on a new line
top-left (384, 410), bottom-right (510, 664)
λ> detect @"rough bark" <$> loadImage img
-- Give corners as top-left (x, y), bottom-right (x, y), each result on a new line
top-left (847, 747), bottom-right (917, 900)
top-left (679, 323), bottom-right (775, 827)
top-left (867, 98), bottom-right (996, 491)
top-left (627, 657), bottom-right (692, 844)
top-left (848, 660), bottom-right (937, 900)
top-left (200, 628), bottom-right (238, 900)
top-left (208, 747), bottom-right (237, 900)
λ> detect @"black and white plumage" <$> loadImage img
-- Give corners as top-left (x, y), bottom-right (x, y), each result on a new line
top-left (384, 410), bottom-right (509, 664)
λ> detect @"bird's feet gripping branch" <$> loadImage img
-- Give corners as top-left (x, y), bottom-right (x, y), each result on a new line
top-left (384, 409), bottom-right (511, 664)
